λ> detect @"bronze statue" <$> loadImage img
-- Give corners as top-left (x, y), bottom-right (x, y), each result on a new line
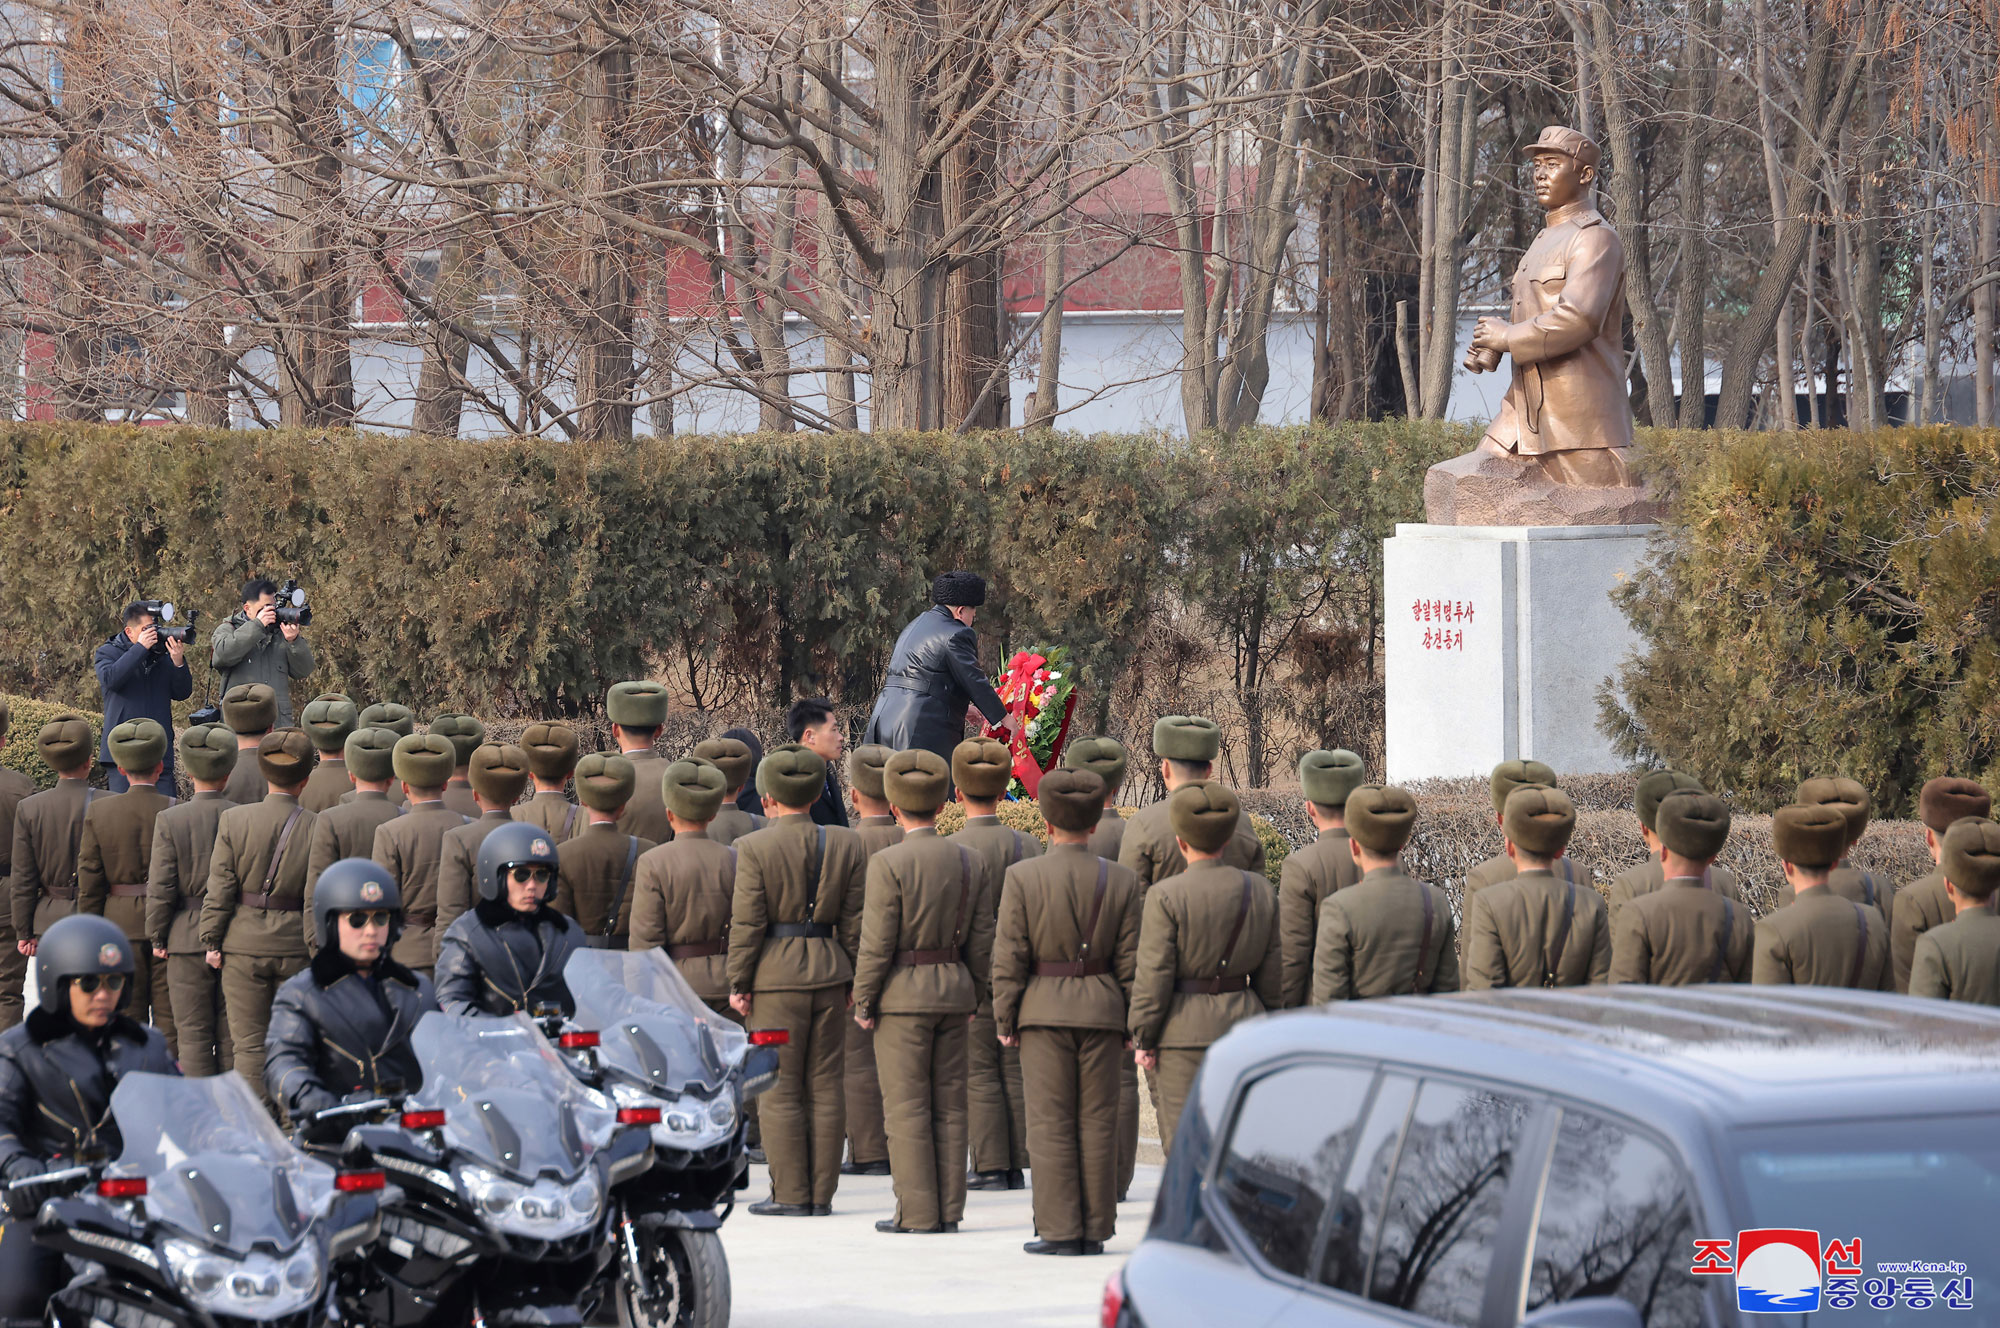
top-left (1426, 125), bottom-right (1661, 526)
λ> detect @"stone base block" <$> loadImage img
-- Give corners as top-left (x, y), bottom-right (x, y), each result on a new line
top-left (1424, 448), bottom-right (1663, 527)
top-left (1385, 523), bottom-right (1656, 783)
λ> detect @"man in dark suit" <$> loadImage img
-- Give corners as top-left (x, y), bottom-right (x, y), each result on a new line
top-left (863, 572), bottom-right (1018, 769)
top-left (791, 698), bottom-right (850, 828)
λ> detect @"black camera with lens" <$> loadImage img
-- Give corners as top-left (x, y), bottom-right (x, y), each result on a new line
top-left (135, 600), bottom-right (199, 647)
top-left (272, 579), bottom-right (312, 629)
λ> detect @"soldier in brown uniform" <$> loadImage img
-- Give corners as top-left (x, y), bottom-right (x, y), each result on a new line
top-left (0, 701), bottom-right (33, 1031)
top-left (1128, 782), bottom-right (1280, 1153)
top-left (695, 738), bottom-right (765, 848)
top-left (299, 694), bottom-right (359, 812)
top-left (1909, 818), bottom-right (2000, 1004)
top-left (429, 714), bottom-right (487, 818)
top-left (1462, 761), bottom-right (1587, 900)
top-left (1062, 738), bottom-right (1128, 862)
top-left (1465, 787), bottom-right (1610, 989)
top-left (302, 728), bottom-right (403, 946)
top-left (554, 753), bottom-right (654, 948)
top-left (1891, 778), bottom-right (1991, 992)
top-left (728, 744), bottom-right (867, 1217)
top-left (356, 703), bottom-right (415, 808)
top-left (852, 749), bottom-right (996, 1235)
top-left (437, 743), bottom-right (530, 942)
top-left (11, 713), bottom-right (97, 953)
top-left (222, 684), bottom-right (278, 805)
top-left (198, 729), bottom-right (319, 1105)
top-left (77, 720), bottom-right (176, 1030)
top-left (370, 734), bottom-right (466, 978)
top-left (1311, 786), bottom-right (1457, 1002)
top-left (948, 737), bottom-right (1035, 1192)
top-left (1119, 718), bottom-right (1265, 886)
top-left (992, 770), bottom-right (1142, 1255)
top-left (1608, 770), bottom-right (1746, 920)
top-left (1277, 749), bottom-right (1366, 1008)
top-left (147, 725), bottom-right (236, 1074)
top-left (1754, 804), bottom-right (1894, 990)
top-left (608, 683), bottom-right (674, 844)
top-left (1773, 778), bottom-right (1896, 927)
top-left (838, 744), bottom-right (899, 1177)
top-left (1609, 792), bottom-right (1752, 985)
top-left (630, 761), bottom-right (736, 1008)
top-left (513, 722), bottom-right (583, 841)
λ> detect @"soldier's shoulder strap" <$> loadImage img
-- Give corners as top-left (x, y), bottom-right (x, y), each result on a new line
top-left (952, 845), bottom-right (975, 948)
top-left (1541, 879), bottom-right (1577, 988)
top-left (1709, 899), bottom-right (1736, 984)
top-left (1007, 829), bottom-right (1027, 867)
top-left (263, 805), bottom-right (307, 894)
top-left (1847, 901), bottom-right (1871, 988)
top-left (562, 802), bottom-right (579, 838)
top-left (804, 824), bottom-right (827, 923)
top-left (1218, 871), bottom-right (1256, 976)
top-left (1076, 857), bottom-right (1110, 963)
top-left (602, 836), bottom-right (641, 937)
top-left (68, 787), bottom-right (100, 885)
top-left (1410, 882), bottom-right (1436, 995)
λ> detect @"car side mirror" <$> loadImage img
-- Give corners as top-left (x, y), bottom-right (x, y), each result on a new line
top-left (1520, 1298), bottom-right (1644, 1328)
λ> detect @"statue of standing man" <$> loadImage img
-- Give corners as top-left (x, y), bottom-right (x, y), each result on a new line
top-left (1426, 125), bottom-right (1661, 526)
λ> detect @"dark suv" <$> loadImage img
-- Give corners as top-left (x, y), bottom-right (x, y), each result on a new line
top-left (1105, 987), bottom-right (2000, 1328)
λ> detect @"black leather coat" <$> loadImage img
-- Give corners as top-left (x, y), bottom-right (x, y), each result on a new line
top-left (0, 1009), bottom-right (177, 1179)
top-left (435, 899), bottom-right (584, 1017)
top-left (863, 606), bottom-right (1009, 764)
top-left (264, 947), bottom-right (438, 1119)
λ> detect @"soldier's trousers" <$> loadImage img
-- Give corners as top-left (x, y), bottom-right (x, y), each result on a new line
top-left (967, 1008), bottom-right (1029, 1173)
top-left (221, 952), bottom-right (307, 1104)
top-left (1021, 1026), bottom-right (1122, 1243)
top-left (844, 1017), bottom-right (887, 1165)
top-left (1116, 1054), bottom-right (1139, 1198)
top-left (126, 947), bottom-right (173, 1051)
top-left (1154, 1047), bottom-right (1208, 1155)
top-left (752, 986), bottom-right (845, 1207)
top-left (0, 929), bottom-right (26, 1032)
top-left (875, 1011), bottom-right (970, 1231)
top-left (169, 953), bottom-right (233, 1076)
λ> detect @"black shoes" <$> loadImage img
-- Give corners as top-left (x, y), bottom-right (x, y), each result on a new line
top-left (812, 1204), bottom-right (832, 1216)
top-left (749, 1200), bottom-right (815, 1217)
top-left (1007, 1168), bottom-right (1027, 1190)
top-left (967, 1170), bottom-right (1011, 1190)
top-left (1023, 1238), bottom-right (1107, 1256)
top-left (841, 1159), bottom-right (892, 1176)
top-left (875, 1219), bottom-right (960, 1234)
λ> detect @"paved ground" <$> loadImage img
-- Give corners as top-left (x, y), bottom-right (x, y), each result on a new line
top-left (720, 1160), bottom-right (1161, 1327)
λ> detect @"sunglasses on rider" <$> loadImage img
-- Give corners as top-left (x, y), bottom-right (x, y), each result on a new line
top-left (72, 973), bottom-right (128, 994)
top-left (343, 910), bottom-right (395, 930)
top-left (508, 866), bottom-right (553, 885)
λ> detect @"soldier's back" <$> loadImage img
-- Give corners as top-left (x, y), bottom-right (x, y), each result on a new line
top-left (1278, 829), bottom-right (1359, 1007)
top-left (436, 812), bottom-right (512, 942)
top-left (1607, 857), bottom-right (1744, 920)
top-left (299, 760), bottom-right (352, 813)
top-left (554, 822), bottom-right (653, 943)
top-left (1464, 869), bottom-right (1608, 989)
top-left (223, 760), bottom-right (267, 807)
top-left (1891, 869), bottom-right (1952, 994)
top-left (708, 804), bottom-right (763, 849)
top-left (851, 815), bottom-right (902, 856)
top-left (1086, 809), bottom-right (1125, 863)
top-left (729, 815), bottom-right (866, 993)
top-left (1134, 863), bottom-right (1280, 1047)
top-left (1774, 862), bottom-right (1897, 929)
top-left (1312, 867), bottom-right (1455, 1002)
top-left (513, 791), bottom-right (582, 842)
top-left (617, 754), bottom-right (675, 843)
top-left (1118, 800), bottom-right (1263, 888)
top-left (855, 831), bottom-right (994, 1016)
top-left (1752, 889), bottom-right (1892, 989)
top-left (1610, 880), bottom-right (1750, 985)
top-left (630, 833), bottom-right (736, 1000)
top-left (1908, 908), bottom-right (2000, 1005)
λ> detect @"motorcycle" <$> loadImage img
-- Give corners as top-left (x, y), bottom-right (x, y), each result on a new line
top-left (561, 948), bottom-right (781, 1328)
top-left (333, 1012), bottom-right (653, 1328)
top-left (8, 1071), bottom-right (385, 1328)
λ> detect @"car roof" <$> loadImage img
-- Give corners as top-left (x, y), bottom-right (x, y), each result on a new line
top-left (1210, 988), bottom-right (2000, 1131)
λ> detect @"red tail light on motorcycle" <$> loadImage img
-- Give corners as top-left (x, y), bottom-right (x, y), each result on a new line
top-left (335, 1169), bottom-right (387, 1193)
top-left (616, 1107), bottom-right (662, 1126)
top-left (1100, 1269), bottom-right (1124, 1328)
top-left (748, 1029), bottom-right (790, 1046)
top-left (559, 1031), bottom-right (601, 1050)
top-left (400, 1109), bottom-right (446, 1130)
top-left (96, 1177), bottom-right (147, 1199)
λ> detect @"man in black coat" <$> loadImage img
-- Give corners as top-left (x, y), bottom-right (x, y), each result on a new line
top-left (94, 602), bottom-right (193, 793)
top-left (864, 572), bottom-right (1016, 770)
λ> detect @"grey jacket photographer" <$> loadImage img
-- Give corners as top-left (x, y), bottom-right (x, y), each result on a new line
top-left (209, 577), bottom-right (315, 728)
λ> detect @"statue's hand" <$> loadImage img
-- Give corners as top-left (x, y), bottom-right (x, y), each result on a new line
top-left (1470, 316), bottom-right (1509, 353)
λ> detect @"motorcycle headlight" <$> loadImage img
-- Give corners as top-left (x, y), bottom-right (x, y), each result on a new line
top-left (455, 1164), bottom-right (598, 1239)
top-left (161, 1239), bottom-right (321, 1317)
top-left (707, 1096), bottom-right (735, 1130)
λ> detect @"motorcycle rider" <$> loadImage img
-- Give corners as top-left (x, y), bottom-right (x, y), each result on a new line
top-left (0, 915), bottom-right (177, 1320)
top-left (264, 859), bottom-right (438, 1126)
top-left (435, 822), bottom-right (584, 1016)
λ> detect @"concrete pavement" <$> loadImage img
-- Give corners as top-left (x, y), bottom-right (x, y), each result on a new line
top-left (720, 1161), bottom-right (1161, 1327)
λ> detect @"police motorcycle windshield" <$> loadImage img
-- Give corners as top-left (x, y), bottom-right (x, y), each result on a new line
top-left (408, 1012), bottom-right (619, 1183)
top-left (109, 1071), bottom-right (339, 1257)
top-left (566, 948), bottom-right (748, 1098)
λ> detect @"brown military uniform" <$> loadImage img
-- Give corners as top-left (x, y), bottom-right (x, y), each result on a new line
top-left (1609, 878), bottom-right (1752, 985)
top-left (223, 757), bottom-right (268, 807)
top-left (299, 757), bottom-right (353, 813)
top-left (1310, 867), bottom-right (1458, 1002)
top-left (1909, 905), bottom-right (2000, 1004)
top-left (513, 790), bottom-right (583, 842)
top-left (843, 815), bottom-right (903, 1170)
top-left (198, 792), bottom-right (317, 1103)
top-left (1464, 868), bottom-right (1611, 989)
top-left (437, 810), bottom-right (514, 943)
top-left (1087, 808), bottom-right (1125, 863)
top-left (10, 779), bottom-right (98, 940)
top-left (441, 778), bottom-right (480, 819)
top-left (991, 842), bottom-right (1142, 1245)
top-left (0, 766), bottom-right (37, 1031)
top-left (1277, 829), bottom-right (1359, 1008)
top-left (77, 786), bottom-right (176, 1030)
top-left (1117, 799), bottom-right (1265, 887)
top-left (708, 804), bottom-right (764, 850)
top-left (1774, 861), bottom-right (1897, 931)
top-left (1891, 870), bottom-right (1951, 995)
top-left (1753, 889), bottom-right (1894, 989)
top-left (1127, 863), bottom-right (1280, 1152)
top-left (727, 814), bottom-right (867, 1208)
top-left (1607, 857), bottom-right (1745, 920)
top-left (616, 752), bottom-right (675, 845)
top-left (630, 830), bottom-right (737, 1006)
top-left (302, 792), bottom-right (402, 951)
top-left (1463, 851), bottom-right (1586, 904)
top-left (371, 800), bottom-right (469, 975)
top-left (554, 821), bottom-right (654, 948)
top-left (146, 791), bottom-right (233, 1074)
top-left (949, 815), bottom-right (1039, 1178)
top-left (852, 828), bottom-right (997, 1231)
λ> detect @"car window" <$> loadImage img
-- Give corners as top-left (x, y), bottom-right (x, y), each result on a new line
top-left (1366, 1080), bottom-right (1534, 1327)
top-left (1529, 1108), bottom-right (1706, 1328)
top-left (1214, 1063), bottom-right (1376, 1278)
top-left (1318, 1073), bottom-right (1416, 1295)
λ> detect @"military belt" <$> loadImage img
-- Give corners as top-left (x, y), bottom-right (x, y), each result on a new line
top-left (241, 892), bottom-right (304, 911)
top-left (1034, 959), bottom-right (1110, 978)
top-left (769, 922), bottom-right (834, 939)
top-left (893, 948), bottom-right (963, 966)
top-left (1176, 973), bottom-right (1251, 995)
top-left (107, 884), bottom-right (149, 898)
top-left (585, 934), bottom-right (630, 950)
top-left (404, 909), bottom-right (437, 929)
top-left (668, 939), bottom-right (727, 960)
top-left (43, 886), bottom-right (77, 900)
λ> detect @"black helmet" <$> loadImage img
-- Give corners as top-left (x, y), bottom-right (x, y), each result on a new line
top-left (476, 821), bottom-right (560, 904)
top-left (313, 858), bottom-right (404, 950)
top-left (36, 915), bottom-right (135, 1011)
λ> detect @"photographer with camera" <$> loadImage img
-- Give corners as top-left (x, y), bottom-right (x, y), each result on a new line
top-left (210, 577), bottom-right (315, 729)
top-left (94, 601), bottom-right (195, 794)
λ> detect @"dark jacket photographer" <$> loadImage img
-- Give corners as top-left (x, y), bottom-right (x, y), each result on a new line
top-left (210, 578), bottom-right (315, 728)
top-left (93, 604), bottom-right (193, 793)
